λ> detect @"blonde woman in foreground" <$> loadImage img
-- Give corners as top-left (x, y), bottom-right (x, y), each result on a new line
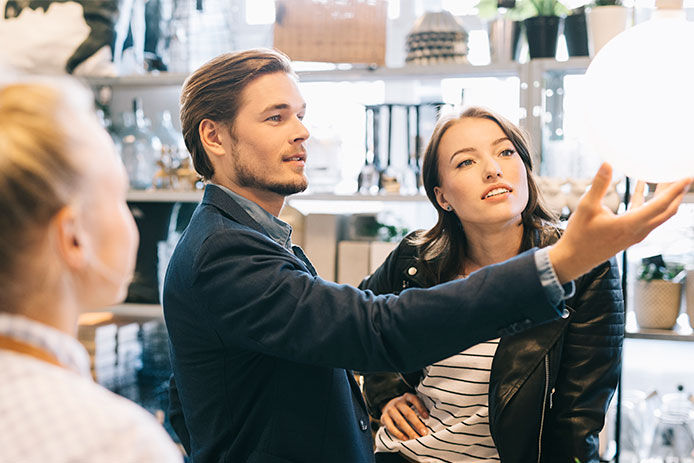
top-left (0, 80), bottom-right (181, 462)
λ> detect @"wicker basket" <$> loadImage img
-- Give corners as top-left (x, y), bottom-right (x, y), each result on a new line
top-left (273, 0), bottom-right (387, 65)
top-left (634, 280), bottom-right (683, 329)
top-left (686, 270), bottom-right (694, 329)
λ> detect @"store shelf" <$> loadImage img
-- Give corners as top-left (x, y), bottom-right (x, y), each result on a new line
top-left (82, 72), bottom-right (190, 87)
top-left (83, 60), bottom-right (537, 88)
top-left (625, 311), bottom-right (694, 342)
top-left (126, 189), bottom-right (429, 203)
top-left (98, 303), bottom-right (163, 319)
top-left (297, 61), bottom-right (522, 82)
top-left (127, 189), bottom-right (203, 202)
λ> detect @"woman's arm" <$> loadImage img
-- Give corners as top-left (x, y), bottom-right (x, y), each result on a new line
top-left (542, 257), bottom-right (624, 462)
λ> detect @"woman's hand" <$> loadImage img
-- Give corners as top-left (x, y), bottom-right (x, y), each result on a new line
top-left (380, 392), bottom-right (430, 440)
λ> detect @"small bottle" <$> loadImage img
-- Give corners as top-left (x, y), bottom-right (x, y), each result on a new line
top-left (119, 98), bottom-right (162, 190)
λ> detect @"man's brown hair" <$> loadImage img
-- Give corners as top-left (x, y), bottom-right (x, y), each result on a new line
top-left (179, 48), bottom-right (295, 180)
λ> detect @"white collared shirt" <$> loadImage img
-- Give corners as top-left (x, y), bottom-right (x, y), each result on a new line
top-left (0, 313), bottom-right (182, 463)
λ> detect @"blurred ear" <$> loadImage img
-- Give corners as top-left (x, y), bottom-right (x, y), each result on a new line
top-left (434, 186), bottom-right (450, 211)
top-left (51, 206), bottom-right (86, 270)
top-left (199, 119), bottom-right (229, 159)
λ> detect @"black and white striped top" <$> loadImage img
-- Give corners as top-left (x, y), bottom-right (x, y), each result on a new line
top-left (375, 339), bottom-right (501, 462)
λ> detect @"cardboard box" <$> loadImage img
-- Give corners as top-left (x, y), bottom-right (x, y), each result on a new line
top-left (337, 241), bottom-right (371, 286)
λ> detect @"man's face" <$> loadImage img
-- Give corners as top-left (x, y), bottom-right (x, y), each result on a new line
top-left (218, 72), bottom-right (309, 199)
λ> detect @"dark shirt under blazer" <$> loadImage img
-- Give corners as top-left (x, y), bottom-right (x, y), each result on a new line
top-left (163, 185), bottom-right (565, 463)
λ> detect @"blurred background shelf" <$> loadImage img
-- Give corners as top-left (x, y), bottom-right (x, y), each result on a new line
top-left (126, 189), bottom-right (430, 203)
top-left (625, 311), bottom-right (694, 342)
top-left (100, 303), bottom-right (164, 319)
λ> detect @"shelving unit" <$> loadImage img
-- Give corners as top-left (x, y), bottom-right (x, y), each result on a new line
top-left (84, 62), bottom-right (524, 88)
top-left (99, 303), bottom-right (163, 318)
top-left (126, 189), bottom-right (430, 203)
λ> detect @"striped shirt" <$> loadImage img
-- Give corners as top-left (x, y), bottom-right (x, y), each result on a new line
top-left (375, 339), bottom-right (501, 462)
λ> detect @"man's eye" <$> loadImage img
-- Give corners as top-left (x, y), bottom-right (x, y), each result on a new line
top-left (267, 115), bottom-right (281, 122)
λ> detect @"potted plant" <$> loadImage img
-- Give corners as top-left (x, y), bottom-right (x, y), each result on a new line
top-left (564, 5), bottom-right (590, 57)
top-left (586, 0), bottom-right (630, 56)
top-left (518, 0), bottom-right (570, 59)
top-left (634, 255), bottom-right (685, 330)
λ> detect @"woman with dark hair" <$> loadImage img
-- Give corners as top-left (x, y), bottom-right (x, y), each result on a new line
top-left (361, 107), bottom-right (624, 463)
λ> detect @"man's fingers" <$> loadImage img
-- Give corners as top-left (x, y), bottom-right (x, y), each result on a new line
top-left (626, 178), bottom-right (690, 237)
top-left (628, 180), bottom-right (646, 211)
top-left (381, 413), bottom-right (408, 441)
top-left (582, 162), bottom-right (613, 206)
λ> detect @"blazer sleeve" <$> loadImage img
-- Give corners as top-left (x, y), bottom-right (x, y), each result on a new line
top-left (358, 241), bottom-right (419, 419)
top-left (542, 257), bottom-right (624, 462)
top-left (185, 228), bottom-right (562, 374)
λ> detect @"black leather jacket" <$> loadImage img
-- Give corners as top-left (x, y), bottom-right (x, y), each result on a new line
top-left (359, 233), bottom-right (624, 463)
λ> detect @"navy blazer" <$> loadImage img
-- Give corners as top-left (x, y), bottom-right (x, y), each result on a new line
top-left (163, 184), bottom-right (564, 463)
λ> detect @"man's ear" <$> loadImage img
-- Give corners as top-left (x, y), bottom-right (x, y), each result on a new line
top-left (51, 206), bottom-right (86, 270)
top-left (199, 119), bottom-right (229, 159)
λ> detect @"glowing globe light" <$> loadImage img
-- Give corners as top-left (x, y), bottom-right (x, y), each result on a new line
top-left (582, 16), bottom-right (694, 182)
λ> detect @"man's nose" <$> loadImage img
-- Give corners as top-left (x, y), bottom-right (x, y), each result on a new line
top-left (292, 117), bottom-right (310, 143)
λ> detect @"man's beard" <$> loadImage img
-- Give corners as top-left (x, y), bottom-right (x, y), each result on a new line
top-left (235, 161), bottom-right (308, 196)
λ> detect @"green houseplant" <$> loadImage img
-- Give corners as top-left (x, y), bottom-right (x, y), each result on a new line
top-left (634, 255), bottom-right (685, 330)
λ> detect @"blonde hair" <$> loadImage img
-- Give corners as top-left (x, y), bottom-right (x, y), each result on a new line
top-left (0, 80), bottom-right (94, 309)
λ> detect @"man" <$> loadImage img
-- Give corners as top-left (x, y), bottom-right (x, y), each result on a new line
top-left (163, 48), bottom-right (691, 462)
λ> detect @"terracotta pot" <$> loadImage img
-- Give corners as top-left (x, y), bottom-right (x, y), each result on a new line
top-left (634, 279), bottom-right (683, 329)
top-left (586, 6), bottom-right (630, 56)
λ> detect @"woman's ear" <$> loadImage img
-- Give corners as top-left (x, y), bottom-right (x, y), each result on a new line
top-left (199, 119), bottom-right (228, 159)
top-left (51, 206), bottom-right (86, 270)
top-left (433, 186), bottom-right (450, 211)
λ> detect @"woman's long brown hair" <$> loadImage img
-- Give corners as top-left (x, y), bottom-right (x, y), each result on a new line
top-left (412, 106), bottom-right (559, 283)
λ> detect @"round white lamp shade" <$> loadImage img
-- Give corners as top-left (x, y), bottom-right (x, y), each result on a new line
top-left (582, 17), bottom-right (694, 182)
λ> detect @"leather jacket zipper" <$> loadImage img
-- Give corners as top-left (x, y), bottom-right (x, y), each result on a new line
top-left (537, 355), bottom-right (550, 463)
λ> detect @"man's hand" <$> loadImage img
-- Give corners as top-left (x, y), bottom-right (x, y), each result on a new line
top-left (549, 163), bottom-right (692, 284)
top-left (380, 393), bottom-right (429, 441)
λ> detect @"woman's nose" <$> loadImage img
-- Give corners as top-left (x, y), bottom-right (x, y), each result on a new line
top-left (484, 159), bottom-right (503, 180)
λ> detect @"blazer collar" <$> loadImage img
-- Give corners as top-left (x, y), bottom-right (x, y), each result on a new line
top-left (201, 184), bottom-right (267, 236)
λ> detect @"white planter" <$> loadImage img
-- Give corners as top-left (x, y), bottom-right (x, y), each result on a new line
top-left (633, 279), bottom-right (683, 329)
top-left (586, 6), bottom-right (630, 57)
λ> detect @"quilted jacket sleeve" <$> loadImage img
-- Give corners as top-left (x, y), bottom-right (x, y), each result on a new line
top-left (542, 257), bottom-right (624, 463)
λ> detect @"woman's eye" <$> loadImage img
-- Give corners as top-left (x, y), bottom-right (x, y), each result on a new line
top-left (266, 115), bottom-right (281, 122)
top-left (500, 149), bottom-right (516, 157)
top-left (456, 159), bottom-right (474, 168)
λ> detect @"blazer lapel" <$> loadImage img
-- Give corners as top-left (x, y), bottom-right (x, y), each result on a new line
top-left (201, 184), bottom-right (268, 236)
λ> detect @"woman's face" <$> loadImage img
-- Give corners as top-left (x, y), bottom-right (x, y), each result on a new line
top-left (434, 117), bottom-right (529, 229)
top-left (74, 118), bottom-right (139, 308)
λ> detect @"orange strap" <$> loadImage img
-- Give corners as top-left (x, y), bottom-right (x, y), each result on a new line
top-left (0, 334), bottom-right (64, 368)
